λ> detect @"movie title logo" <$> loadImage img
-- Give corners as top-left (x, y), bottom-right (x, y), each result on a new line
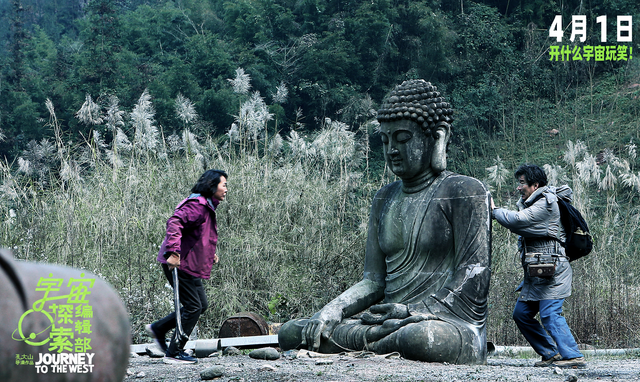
top-left (34, 353), bottom-right (95, 374)
top-left (12, 273), bottom-right (96, 375)
top-left (549, 15), bottom-right (633, 61)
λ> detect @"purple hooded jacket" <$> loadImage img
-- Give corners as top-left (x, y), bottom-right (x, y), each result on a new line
top-left (157, 194), bottom-right (220, 279)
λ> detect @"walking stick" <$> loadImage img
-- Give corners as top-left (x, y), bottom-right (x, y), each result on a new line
top-left (173, 268), bottom-right (189, 344)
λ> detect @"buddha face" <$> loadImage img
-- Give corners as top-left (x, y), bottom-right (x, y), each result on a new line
top-left (380, 119), bottom-right (433, 180)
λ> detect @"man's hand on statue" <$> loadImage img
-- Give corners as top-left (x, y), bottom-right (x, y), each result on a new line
top-left (300, 309), bottom-right (342, 352)
top-left (361, 303), bottom-right (410, 325)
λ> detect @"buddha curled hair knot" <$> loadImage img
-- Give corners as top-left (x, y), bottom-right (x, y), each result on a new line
top-left (377, 79), bottom-right (454, 137)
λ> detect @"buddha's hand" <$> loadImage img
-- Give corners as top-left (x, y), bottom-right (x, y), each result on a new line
top-left (361, 303), bottom-right (410, 325)
top-left (365, 315), bottom-right (433, 341)
top-left (300, 307), bottom-right (343, 352)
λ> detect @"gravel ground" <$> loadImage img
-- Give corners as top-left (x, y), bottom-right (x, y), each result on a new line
top-left (125, 349), bottom-right (640, 382)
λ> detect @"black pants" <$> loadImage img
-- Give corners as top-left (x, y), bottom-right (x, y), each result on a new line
top-left (154, 263), bottom-right (208, 356)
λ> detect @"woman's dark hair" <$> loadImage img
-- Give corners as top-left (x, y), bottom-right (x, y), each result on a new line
top-left (514, 164), bottom-right (547, 187)
top-left (191, 169), bottom-right (228, 197)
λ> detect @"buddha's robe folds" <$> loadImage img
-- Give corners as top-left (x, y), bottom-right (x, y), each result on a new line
top-left (280, 171), bottom-right (492, 364)
top-left (377, 171), bottom-right (491, 363)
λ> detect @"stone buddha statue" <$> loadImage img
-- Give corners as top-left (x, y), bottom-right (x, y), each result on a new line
top-left (278, 79), bottom-right (492, 364)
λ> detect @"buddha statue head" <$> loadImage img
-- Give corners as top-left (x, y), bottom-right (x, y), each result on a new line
top-left (377, 80), bottom-right (453, 178)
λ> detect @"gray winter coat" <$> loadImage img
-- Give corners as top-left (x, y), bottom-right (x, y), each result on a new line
top-left (493, 185), bottom-right (573, 301)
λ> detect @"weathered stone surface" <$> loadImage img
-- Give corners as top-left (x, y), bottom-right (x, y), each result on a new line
top-left (200, 365), bottom-right (225, 380)
top-left (145, 346), bottom-right (165, 358)
top-left (1, 249), bottom-right (131, 382)
top-left (278, 80), bottom-right (491, 365)
top-left (249, 347), bottom-right (280, 360)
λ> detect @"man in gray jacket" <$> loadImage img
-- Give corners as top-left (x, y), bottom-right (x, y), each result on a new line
top-left (492, 164), bottom-right (586, 368)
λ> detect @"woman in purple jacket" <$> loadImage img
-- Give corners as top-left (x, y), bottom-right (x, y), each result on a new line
top-left (146, 169), bottom-right (228, 364)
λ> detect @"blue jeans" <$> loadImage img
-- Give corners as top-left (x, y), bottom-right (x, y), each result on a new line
top-left (513, 299), bottom-right (583, 360)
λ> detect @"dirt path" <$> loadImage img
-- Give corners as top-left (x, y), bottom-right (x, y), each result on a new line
top-left (125, 350), bottom-right (640, 382)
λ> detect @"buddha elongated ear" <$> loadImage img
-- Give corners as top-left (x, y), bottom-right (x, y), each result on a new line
top-left (431, 122), bottom-right (451, 173)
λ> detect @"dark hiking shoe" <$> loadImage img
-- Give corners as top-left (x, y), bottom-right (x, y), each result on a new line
top-left (553, 356), bottom-right (587, 368)
top-left (163, 351), bottom-right (198, 364)
top-left (534, 353), bottom-right (561, 367)
top-left (145, 323), bottom-right (168, 353)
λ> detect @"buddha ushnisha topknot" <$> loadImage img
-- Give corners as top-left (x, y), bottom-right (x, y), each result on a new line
top-left (377, 79), bottom-right (454, 137)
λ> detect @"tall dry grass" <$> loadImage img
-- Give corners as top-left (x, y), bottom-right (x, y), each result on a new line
top-left (2, 70), bottom-right (639, 348)
top-left (0, 84), bottom-right (379, 344)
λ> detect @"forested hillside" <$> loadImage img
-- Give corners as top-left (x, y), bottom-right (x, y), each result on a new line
top-left (2, 0), bottom-right (640, 348)
top-left (1, 0), bottom-right (637, 165)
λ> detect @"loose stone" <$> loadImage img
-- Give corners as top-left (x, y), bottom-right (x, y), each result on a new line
top-left (200, 365), bottom-right (225, 380)
top-left (249, 347), bottom-right (280, 360)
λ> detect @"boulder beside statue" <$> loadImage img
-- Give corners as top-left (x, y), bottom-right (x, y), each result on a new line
top-left (1, 249), bottom-right (130, 382)
top-left (278, 80), bottom-right (492, 364)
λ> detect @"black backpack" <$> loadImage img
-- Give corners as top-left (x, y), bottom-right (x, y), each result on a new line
top-left (556, 198), bottom-right (593, 262)
top-left (531, 193), bottom-right (593, 261)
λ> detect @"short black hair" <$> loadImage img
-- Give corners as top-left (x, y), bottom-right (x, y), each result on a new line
top-left (514, 164), bottom-right (547, 187)
top-left (191, 169), bottom-right (228, 198)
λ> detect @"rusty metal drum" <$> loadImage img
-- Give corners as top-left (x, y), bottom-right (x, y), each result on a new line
top-left (218, 312), bottom-right (269, 339)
